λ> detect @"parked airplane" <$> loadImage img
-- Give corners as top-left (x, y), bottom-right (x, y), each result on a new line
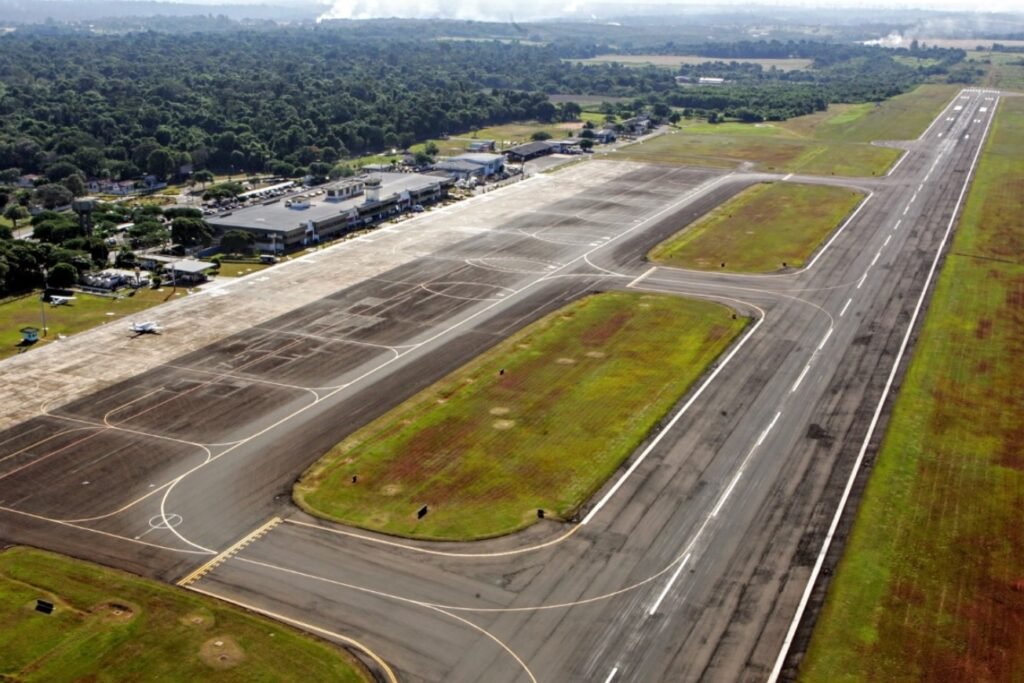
top-left (48, 295), bottom-right (75, 306)
top-left (129, 321), bottom-right (162, 335)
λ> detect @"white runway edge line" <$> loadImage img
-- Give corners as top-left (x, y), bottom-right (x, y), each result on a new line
top-left (801, 193), bottom-right (874, 272)
top-left (581, 310), bottom-right (765, 525)
top-left (767, 93), bottom-right (1000, 683)
top-left (627, 266), bottom-right (657, 289)
top-left (186, 585), bottom-right (399, 683)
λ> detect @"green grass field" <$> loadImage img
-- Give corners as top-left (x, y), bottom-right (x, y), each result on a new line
top-left (213, 261), bottom-right (270, 278)
top-left (614, 84), bottom-right (958, 176)
top-left (649, 182), bottom-right (864, 272)
top-left (0, 547), bottom-right (369, 682)
top-left (0, 288), bottom-right (181, 361)
top-left (800, 93), bottom-right (1024, 683)
top-left (410, 120), bottom-right (582, 157)
top-left (968, 50), bottom-right (1024, 93)
top-left (296, 292), bottom-right (748, 540)
top-left (570, 54), bottom-right (813, 71)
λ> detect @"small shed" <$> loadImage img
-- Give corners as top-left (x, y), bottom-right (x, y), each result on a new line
top-left (20, 327), bottom-right (40, 343)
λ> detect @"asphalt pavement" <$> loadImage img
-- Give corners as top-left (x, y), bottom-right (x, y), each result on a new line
top-left (0, 88), bottom-right (1000, 682)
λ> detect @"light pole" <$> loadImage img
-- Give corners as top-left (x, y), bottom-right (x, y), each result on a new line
top-left (39, 266), bottom-right (48, 337)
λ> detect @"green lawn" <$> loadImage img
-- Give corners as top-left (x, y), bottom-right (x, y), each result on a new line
top-left (213, 261), bottom-right (270, 278)
top-left (968, 50), bottom-right (1024, 93)
top-left (1, 288), bottom-right (181, 361)
top-left (0, 547), bottom-right (369, 682)
top-left (649, 182), bottom-right (865, 272)
top-left (296, 292), bottom-right (748, 540)
top-left (615, 84), bottom-right (958, 176)
top-left (801, 94), bottom-right (1024, 682)
top-left (410, 120), bottom-right (582, 157)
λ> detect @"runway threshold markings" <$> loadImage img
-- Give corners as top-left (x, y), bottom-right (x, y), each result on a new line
top-left (176, 516), bottom-right (281, 587)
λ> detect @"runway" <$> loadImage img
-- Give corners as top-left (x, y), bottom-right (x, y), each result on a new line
top-left (0, 88), bottom-right (1000, 681)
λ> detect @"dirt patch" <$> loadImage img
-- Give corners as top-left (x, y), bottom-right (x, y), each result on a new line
top-left (380, 483), bottom-right (403, 496)
top-left (179, 611), bottom-right (213, 629)
top-left (492, 419), bottom-right (515, 430)
top-left (489, 406), bottom-right (510, 415)
top-left (200, 636), bottom-right (245, 670)
top-left (93, 601), bottom-right (137, 623)
top-left (585, 351), bottom-right (606, 359)
top-left (975, 318), bottom-right (993, 339)
top-left (556, 357), bottom-right (577, 365)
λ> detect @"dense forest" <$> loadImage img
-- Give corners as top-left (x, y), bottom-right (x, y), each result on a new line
top-left (0, 22), bottom-right (974, 296)
top-left (0, 29), bottom-right (966, 185)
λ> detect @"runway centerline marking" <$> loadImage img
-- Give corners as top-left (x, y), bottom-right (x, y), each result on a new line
top-left (817, 328), bottom-right (833, 352)
top-left (840, 298), bottom-right (852, 318)
top-left (871, 251), bottom-right (881, 267)
top-left (603, 666), bottom-right (620, 683)
top-left (757, 411), bottom-right (783, 447)
top-left (791, 364), bottom-right (811, 393)
top-left (647, 553), bottom-right (692, 615)
top-left (893, 219), bottom-right (901, 231)
top-left (856, 273), bottom-right (868, 289)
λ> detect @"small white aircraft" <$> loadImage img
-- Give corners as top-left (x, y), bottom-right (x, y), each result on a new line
top-left (129, 321), bottom-right (162, 335)
top-left (48, 295), bottom-right (75, 307)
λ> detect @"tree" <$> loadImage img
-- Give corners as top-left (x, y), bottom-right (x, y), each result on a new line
top-left (34, 184), bottom-right (73, 210)
top-left (193, 170), bottom-right (215, 189)
top-left (413, 151), bottom-right (433, 166)
top-left (579, 139), bottom-right (594, 151)
top-left (171, 217), bottom-right (212, 248)
top-left (424, 141), bottom-right (439, 156)
top-left (220, 229), bottom-right (256, 255)
top-left (48, 262), bottom-right (78, 288)
top-left (531, 131), bottom-right (552, 141)
top-left (146, 148), bottom-right (176, 180)
top-left (4, 204), bottom-right (29, 229)
top-left (62, 173), bottom-right (87, 197)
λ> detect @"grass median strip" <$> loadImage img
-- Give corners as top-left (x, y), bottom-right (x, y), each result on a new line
top-left (613, 84), bottom-right (957, 176)
top-left (0, 546), bottom-right (370, 682)
top-left (649, 182), bottom-right (865, 273)
top-left (801, 95), bottom-right (1024, 681)
top-left (296, 291), bottom-right (748, 540)
top-left (0, 288), bottom-right (183, 361)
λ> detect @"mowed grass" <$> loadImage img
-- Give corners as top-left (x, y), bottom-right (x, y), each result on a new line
top-left (570, 54), bottom-right (813, 71)
top-left (410, 120), bottom-right (581, 156)
top-left (800, 96), bottom-right (1024, 681)
top-left (0, 288), bottom-right (181, 361)
top-left (649, 182), bottom-right (864, 272)
top-left (0, 547), bottom-right (369, 682)
top-left (296, 292), bottom-right (748, 540)
top-left (213, 261), bottom-right (271, 278)
top-left (615, 84), bottom-right (959, 176)
top-left (968, 50), bottom-right (1024, 93)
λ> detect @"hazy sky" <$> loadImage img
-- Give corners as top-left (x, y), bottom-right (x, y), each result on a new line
top-left (144, 0), bottom-right (1024, 19)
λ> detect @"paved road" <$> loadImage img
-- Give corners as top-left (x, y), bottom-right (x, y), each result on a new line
top-left (0, 88), bottom-right (1000, 681)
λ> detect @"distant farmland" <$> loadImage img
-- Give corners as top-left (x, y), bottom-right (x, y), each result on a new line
top-left (569, 54), bottom-right (813, 71)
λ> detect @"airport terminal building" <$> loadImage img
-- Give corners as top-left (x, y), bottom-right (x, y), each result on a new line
top-left (207, 172), bottom-right (453, 252)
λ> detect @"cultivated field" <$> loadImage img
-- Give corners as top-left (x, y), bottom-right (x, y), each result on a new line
top-left (968, 50), bottom-right (1024, 93)
top-left (0, 288), bottom-right (184, 361)
top-left (571, 54), bottom-right (813, 71)
top-left (649, 182), bottom-right (865, 272)
top-left (0, 547), bottom-right (369, 681)
top-left (801, 96), bottom-right (1024, 681)
top-left (296, 292), bottom-right (747, 540)
top-left (613, 84), bottom-right (957, 175)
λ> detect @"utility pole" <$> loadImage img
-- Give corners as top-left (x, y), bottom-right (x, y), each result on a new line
top-left (39, 266), bottom-right (48, 336)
